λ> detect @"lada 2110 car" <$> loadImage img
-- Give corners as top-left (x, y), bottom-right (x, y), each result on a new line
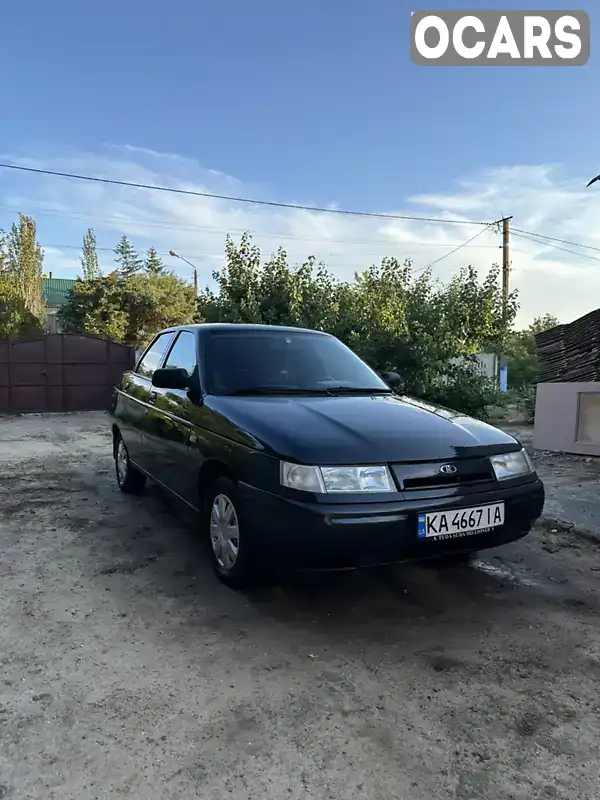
top-left (109, 323), bottom-right (545, 588)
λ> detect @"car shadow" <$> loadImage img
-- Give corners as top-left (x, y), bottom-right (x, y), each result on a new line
top-left (246, 556), bottom-right (525, 622)
top-left (128, 486), bottom-right (532, 616)
top-left (86, 470), bottom-right (594, 656)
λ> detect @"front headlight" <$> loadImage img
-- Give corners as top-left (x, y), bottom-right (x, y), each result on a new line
top-left (280, 461), bottom-right (395, 493)
top-left (490, 448), bottom-right (533, 481)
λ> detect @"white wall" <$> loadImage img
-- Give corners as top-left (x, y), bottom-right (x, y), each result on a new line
top-left (45, 309), bottom-right (59, 334)
top-left (534, 381), bottom-right (600, 455)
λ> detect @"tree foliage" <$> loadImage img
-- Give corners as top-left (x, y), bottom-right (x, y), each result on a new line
top-left (0, 284), bottom-right (44, 339)
top-left (58, 264), bottom-right (197, 347)
top-left (114, 235), bottom-right (142, 277)
top-left (0, 269), bottom-right (44, 339)
top-left (81, 228), bottom-right (101, 280)
top-left (144, 246), bottom-right (166, 276)
top-left (0, 217), bottom-right (45, 339)
top-left (529, 314), bottom-right (560, 337)
top-left (2, 214), bottom-right (45, 322)
top-left (198, 233), bottom-right (517, 415)
top-left (504, 313), bottom-right (560, 388)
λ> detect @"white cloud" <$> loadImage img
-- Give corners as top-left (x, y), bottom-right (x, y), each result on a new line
top-left (0, 146), bottom-right (599, 327)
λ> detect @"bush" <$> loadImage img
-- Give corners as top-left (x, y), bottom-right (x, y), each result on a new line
top-left (58, 271), bottom-right (197, 348)
top-left (405, 363), bottom-right (498, 419)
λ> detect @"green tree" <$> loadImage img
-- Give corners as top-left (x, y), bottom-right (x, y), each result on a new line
top-left (0, 280), bottom-right (45, 339)
top-left (197, 234), bottom-right (352, 335)
top-left (119, 271), bottom-right (197, 347)
top-left (505, 314), bottom-right (560, 388)
top-left (0, 260), bottom-right (44, 341)
top-left (144, 246), bottom-right (166, 276)
top-left (81, 228), bottom-right (101, 280)
top-left (198, 233), bottom-right (516, 416)
top-left (3, 214), bottom-right (45, 323)
top-left (0, 237), bottom-right (44, 340)
top-left (114, 235), bottom-right (142, 277)
top-left (57, 273), bottom-right (129, 343)
top-left (58, 255), bottom-right (197, 348)
top-left (346, 260), bottom-right (514, 413)
top-left (530, 314), bottom-right (560, 336)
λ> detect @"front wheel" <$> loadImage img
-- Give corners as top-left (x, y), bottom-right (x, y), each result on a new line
top-left (204, 477), bottom-right (264, 590)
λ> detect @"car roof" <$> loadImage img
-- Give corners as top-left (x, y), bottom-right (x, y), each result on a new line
top-left (159, 323), bottom-right (331, 336)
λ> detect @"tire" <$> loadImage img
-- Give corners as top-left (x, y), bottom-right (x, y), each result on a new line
top-left (115, 434), bottom-right (146, 494)
top-left (204, 477), bottom-right (263, 590)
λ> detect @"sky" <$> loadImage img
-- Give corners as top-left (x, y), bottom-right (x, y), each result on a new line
top-left (0, 0), bottom-right (599, 327)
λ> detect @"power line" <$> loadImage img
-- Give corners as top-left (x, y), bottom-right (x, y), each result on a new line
top-left (33, 227), bottom-right (526, 268)
top-left (40, 239), bottom-right (524, 278)
top-left (38, 240), bottom-right (505, 258)
top-left (512, 230), bottom-right (600, 263)
top-left (0, 162), bottom-right (492, 227)
top-left (42, 243), bottom-right (220, 258)
top-left (39, 240), bottom-right (528, 264)
top-left (512, 226), bottom-right (600, 254)
top-left (0, 201), bottom-right (505, 249)
top-left (414, 222), bottom-right (500, 275)
top-left (6, 196), bottom-right (590, 262)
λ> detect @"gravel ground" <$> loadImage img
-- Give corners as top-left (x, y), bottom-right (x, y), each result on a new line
top-left (1, 412), bottom-right (600, 800)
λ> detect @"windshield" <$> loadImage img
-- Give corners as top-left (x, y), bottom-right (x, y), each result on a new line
top-left (204, 330), bottom-right (391, 396)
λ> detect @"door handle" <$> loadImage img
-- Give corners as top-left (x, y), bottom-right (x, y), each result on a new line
top-left (148, 391), bottom-right (157, 405)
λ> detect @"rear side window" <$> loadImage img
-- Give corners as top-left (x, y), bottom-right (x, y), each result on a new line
top-left (163, 331), bottom-right (197, 376)
top-left (136, 332), bottom-right (173, 378)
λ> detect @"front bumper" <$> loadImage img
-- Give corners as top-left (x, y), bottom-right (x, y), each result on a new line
top-left (239, 478), bottom-right (545, 570)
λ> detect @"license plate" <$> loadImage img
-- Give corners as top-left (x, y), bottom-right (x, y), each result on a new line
top-left (417, 502), bottom-right (505, 541)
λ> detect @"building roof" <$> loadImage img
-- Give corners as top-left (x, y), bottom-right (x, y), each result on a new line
top-left (42, 277), bottom-right (77, 307)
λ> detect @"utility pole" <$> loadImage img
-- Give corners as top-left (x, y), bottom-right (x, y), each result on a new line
top-left (498, 216), bottom-right (512, 394)
top-left (501, 216), bottom-right (512, 320)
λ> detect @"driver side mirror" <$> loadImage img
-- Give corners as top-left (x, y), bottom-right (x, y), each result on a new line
top-left (152, 367), bottom-right (189, 390)
top-left (380, 371), bottom-right (402, 389)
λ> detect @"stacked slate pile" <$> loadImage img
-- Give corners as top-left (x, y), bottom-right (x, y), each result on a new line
top-left (535, 309), bottom-right (600, 383)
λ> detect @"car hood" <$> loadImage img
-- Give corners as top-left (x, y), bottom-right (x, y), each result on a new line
top-left (208, 393), bottom-right (520, 464)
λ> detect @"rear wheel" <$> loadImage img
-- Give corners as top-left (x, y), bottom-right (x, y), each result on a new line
top-left (115, 435), bottom-right (146, 494)
top-left (204, 477), bottom-right (263, 589)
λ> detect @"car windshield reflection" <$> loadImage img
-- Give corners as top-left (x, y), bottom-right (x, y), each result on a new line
top-left (205, 330), bottom-right (390, 396)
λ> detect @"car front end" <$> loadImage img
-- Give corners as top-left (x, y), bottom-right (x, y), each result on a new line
top-left (239, 445), bottom-right (544, 570)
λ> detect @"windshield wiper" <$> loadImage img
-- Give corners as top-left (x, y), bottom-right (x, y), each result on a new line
top-left (225, 386), bottom-right (330, 396)
top-left (320, 386), bottom-right (393, 395)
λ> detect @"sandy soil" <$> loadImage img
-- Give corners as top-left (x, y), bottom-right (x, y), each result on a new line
top-left (0, 412), bottom-right (599, 800)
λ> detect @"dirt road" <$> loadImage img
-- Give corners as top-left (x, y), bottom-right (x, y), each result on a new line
top-left (0, 412), bottom-right (599, 800)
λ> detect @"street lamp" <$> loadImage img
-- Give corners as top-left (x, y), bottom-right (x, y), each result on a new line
top-left (169, 250), bottom-right (198, 297)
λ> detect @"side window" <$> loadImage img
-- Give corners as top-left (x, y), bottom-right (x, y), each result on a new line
top-left (136, 333), bottom-right (173, 379)
top-left (163, 331), bottom-right (198, 377)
